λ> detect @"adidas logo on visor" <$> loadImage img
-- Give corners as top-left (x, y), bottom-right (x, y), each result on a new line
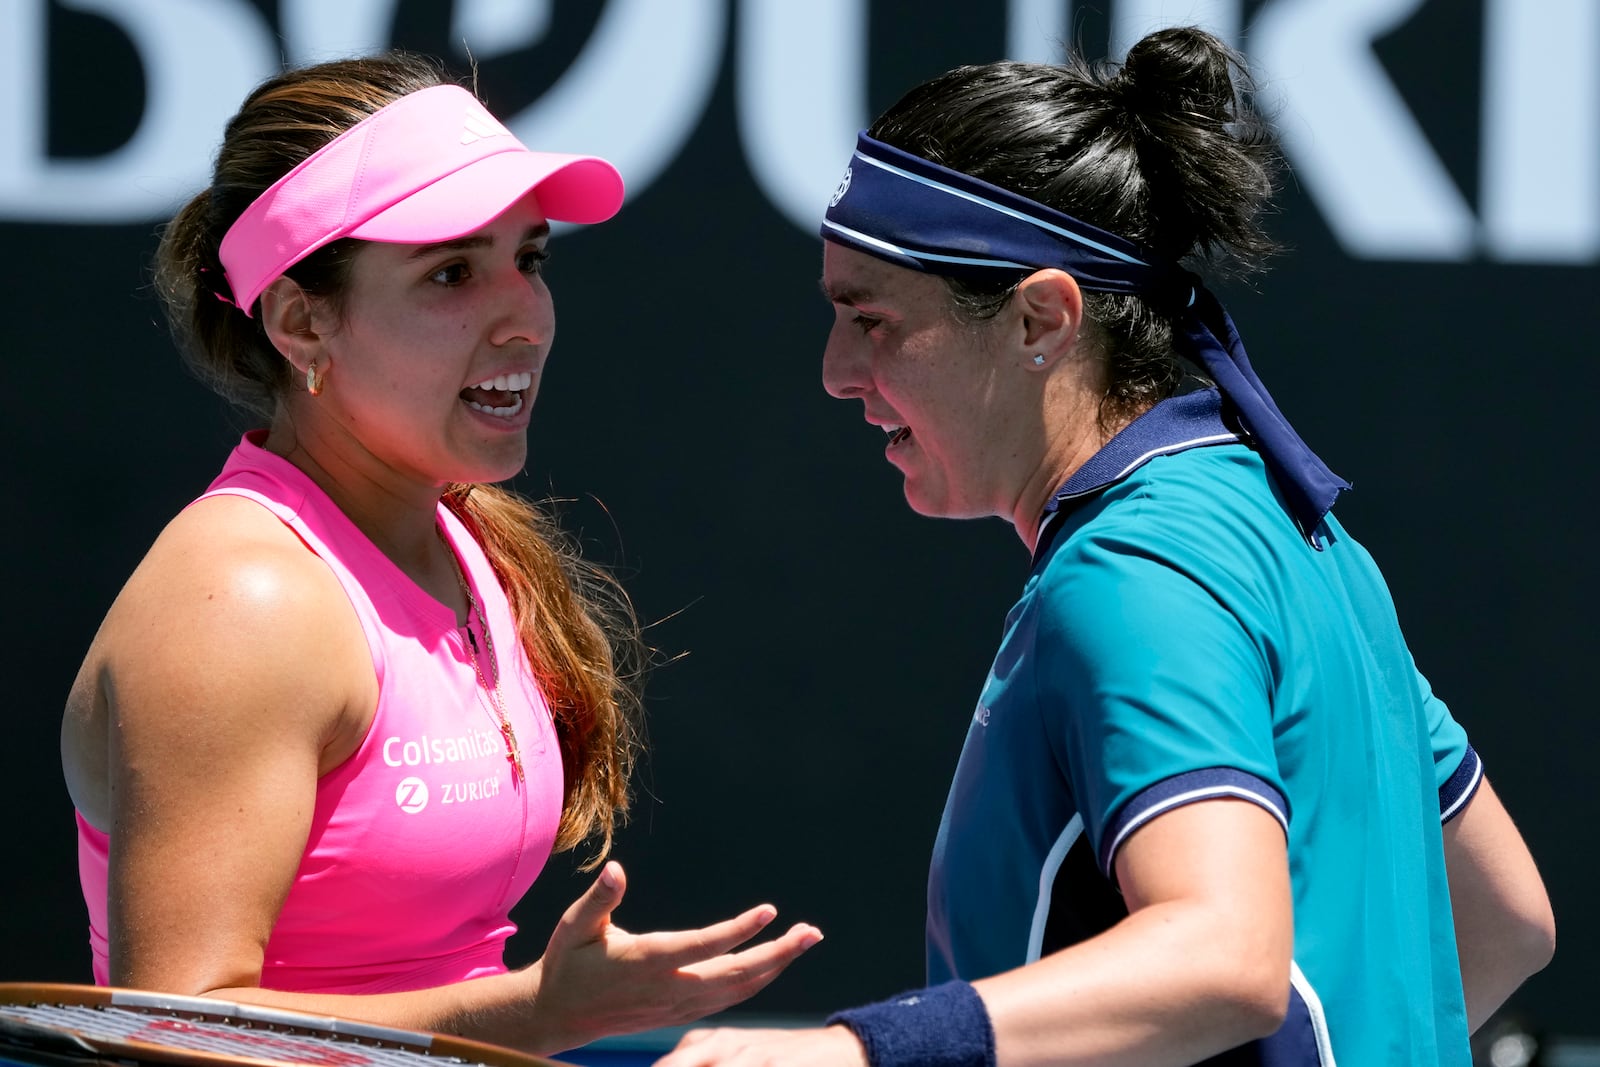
top-left (460, 108), bottom-right (510, 145)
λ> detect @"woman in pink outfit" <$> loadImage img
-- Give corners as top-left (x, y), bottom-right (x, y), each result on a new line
top-left (60, 53), bottom-right (820, 1057)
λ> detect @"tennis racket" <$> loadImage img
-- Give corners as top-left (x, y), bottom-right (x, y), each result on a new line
top-left (0, 984), bottom-right (566, 1067)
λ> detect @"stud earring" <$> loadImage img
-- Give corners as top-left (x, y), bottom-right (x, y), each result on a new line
top-left (1031, 354), bottom-right (1046, 366)
top-left (306, 359), bottom-right (324, 396)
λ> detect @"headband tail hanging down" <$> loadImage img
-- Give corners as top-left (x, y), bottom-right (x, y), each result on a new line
top-left (1179, 288), bottom-right (1350, 541)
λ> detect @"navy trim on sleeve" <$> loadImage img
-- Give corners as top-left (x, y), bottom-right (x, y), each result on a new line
top-left (1099, 767), bottom-right (1290, 876)
top-left (1440, 745), bottom-right (1483, 824)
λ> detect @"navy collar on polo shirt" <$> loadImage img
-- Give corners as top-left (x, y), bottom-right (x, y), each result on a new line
top-left (1033, 388), bottom-right (1241, 561)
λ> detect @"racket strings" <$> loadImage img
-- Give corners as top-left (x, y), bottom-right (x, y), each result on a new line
top-left (0, 1004), bottom-right (480, 1067)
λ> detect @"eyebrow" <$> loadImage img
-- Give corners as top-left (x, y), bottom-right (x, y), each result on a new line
top-left (819, 278), bottom-right (875, 306)
top-left (407, 222), bottom-right (551, 260)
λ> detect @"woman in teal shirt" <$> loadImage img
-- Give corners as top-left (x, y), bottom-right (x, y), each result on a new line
top-left (663, 25), bottom-right (1553, 1067)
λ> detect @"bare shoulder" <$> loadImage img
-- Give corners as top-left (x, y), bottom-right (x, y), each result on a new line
top-left (117, 493), bottom-right (351, 648)
top-left (64, 494), bottom-right (376, 825)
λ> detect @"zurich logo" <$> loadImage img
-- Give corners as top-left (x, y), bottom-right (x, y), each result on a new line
top-left (395, 776), bottom-right (429, 813)
top-left (829, 166), bottom-right (852, 207)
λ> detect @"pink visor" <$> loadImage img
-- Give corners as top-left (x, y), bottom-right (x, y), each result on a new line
top-left (218, 83), bottom-right (624, 316)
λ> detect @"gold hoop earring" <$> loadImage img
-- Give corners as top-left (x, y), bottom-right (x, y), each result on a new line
top-left (306, 360), bottom-right (324, 397)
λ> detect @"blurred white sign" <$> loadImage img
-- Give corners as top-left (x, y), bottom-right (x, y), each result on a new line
top-left (0, 0), bottom-right (1593, 263)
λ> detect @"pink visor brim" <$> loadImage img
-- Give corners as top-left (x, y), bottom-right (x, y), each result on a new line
top-left (350, 152), bottom-right (623, 242)
top-left (217, 84), bottom-right (624, 316)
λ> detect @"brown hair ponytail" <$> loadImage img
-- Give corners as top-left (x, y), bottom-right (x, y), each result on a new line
top-left (443, 485), bottom-right (642, 864)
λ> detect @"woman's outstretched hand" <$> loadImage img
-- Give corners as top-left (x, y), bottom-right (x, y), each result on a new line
top-left (523, 861), bottom-right (823, 1054)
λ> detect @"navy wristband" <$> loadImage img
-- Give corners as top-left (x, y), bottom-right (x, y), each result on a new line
top-left (827, 980), bottom-right (997, 1067)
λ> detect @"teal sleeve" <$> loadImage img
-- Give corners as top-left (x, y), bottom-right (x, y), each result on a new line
top-left (1417, 668), bottom-right (1482, 821)
top-left (1417, 668), bottom-right (1469, 788)
top-left (1032, 522), bottom-right (1288, 872)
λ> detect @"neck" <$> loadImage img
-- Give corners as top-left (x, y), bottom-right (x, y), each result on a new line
top-left (263, 410), bottom-right (447, 576)
top-left (1009, 392), bottom-right (1133, 554)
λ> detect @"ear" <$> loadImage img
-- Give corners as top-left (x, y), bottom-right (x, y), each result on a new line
top-left (257, 275), bottom-right (329, 377)
top-left (1012, 269), bottom-right (1084, 370)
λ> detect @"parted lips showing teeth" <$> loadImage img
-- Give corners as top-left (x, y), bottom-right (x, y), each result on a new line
top-left (470, 372), bottom-right (533, 393)
top-left (884, 424), bottom-right (911, 445)
top-left (461, 371), bottom-right (534, 416)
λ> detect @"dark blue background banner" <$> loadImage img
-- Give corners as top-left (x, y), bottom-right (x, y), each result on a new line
top-left (3, 0), bottom-right (1593, 1041)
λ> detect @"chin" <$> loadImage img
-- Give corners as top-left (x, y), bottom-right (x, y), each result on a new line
top-left (902, 485), bottom-right (953, 519)
top-left (457, 450), bottom-right (529, 487)
top-left (479, 463), bottom-right (527, 487)
top-left (903, 483), bottom-right (989, 521)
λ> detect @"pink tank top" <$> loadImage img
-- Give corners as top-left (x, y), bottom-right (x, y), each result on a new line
top-left (77, 433), bottom-right (565, 992)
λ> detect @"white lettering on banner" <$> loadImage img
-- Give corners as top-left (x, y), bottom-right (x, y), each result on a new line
top-left (2, 0), bottom-right (1595, 264)
top-left (505, 0), bottom-right (723, 222)
top-left (281, 0), bottom-right (550, 65)
top-left (1006, 0), bottom-right (1071, 64)
top-left (736, 0), bottom-right (867, 237)
top-left (452, 0), bottom-right (552, 59)
top-left (1108, 0), bottom-right (1240, 58)
top-left (281, 0), bottom-right (719, 206)
top-left (1252, 0), bottom-right (1477, 259)
top-left (0, 0), bottom-right (275, 222)
top-left (1480, 0), bottom-right (1599, 263)
top-left (279, 0), bottom-right (396, 62)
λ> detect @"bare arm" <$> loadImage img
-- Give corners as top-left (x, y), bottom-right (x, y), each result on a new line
top-left (977, 798), bottom-right (1290, 1065)
top-left (1443, 777), bottom-right (1555, 1031)
top-left (85, 497), bottom-right (819, 1055)
top-left (102, 497), bottom-right (369, 997)
top-left (662, 798), bottom-right (1291, 1067)
top-left (199, 861), bottom-right (821, 1054)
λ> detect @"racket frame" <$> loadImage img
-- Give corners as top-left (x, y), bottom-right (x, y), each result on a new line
top-left (0, 983), bottom-right (562, 1067)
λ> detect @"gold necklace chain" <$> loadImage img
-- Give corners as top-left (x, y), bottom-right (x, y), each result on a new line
top-left (439, 529), bottom-right (524, 787)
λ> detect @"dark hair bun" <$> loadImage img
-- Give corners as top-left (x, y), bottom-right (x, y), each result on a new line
top-left (864, 25), bottom-right (1282, 420)
top-left (1114, 26), bottom-right (1241, 129)
top-left (1100, 26), bottom-right (1277, 267)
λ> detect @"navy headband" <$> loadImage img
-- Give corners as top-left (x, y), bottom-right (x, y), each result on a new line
top-left (822, 132), bottom-right (1349, 543)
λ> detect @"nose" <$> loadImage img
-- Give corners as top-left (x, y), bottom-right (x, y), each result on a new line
top-left (822, 318), bottom-right (868, 399)
top-left (490, 268), bottom-right (554, 350)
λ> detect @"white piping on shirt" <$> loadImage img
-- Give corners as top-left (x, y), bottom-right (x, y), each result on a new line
top-left (1026, 814), bottom-right (1084, 964)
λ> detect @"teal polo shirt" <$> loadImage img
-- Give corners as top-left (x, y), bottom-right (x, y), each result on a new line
top-left (926, 390), bottom-right (1480, 1065)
